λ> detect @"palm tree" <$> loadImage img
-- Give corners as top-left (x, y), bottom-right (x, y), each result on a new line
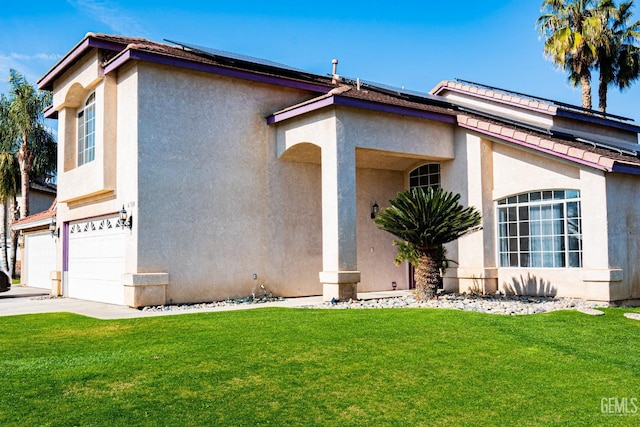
top-left (537, 0), bottom-right (603, 109)
top-left (6, 69), bottom-right (54, 218)
top-left (1, 71), bottom-right (56, 278)
top-left (375, 187), bottom-right (482, 300)
top-left (0, 152), bottom-right (20, 274)
top-left (0, 95), bottom-right (19, 273)
top-left (595, 0), bottom-right (640, 112)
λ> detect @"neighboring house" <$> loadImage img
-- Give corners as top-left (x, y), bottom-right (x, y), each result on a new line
top-left (4, 181), bottom-right (57, 279)
top-left (36, 33), bottom-right (640, 307)
top-left (11, 198), bottom-right (57, 289)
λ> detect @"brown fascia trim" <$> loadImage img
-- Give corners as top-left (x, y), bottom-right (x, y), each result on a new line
top-left (38, 35), bottom-right (130, 91)
top-left (103, 47), bottom-right (335, 94)
top-left (266, 94), bottom-right (457, 125)
top-left (43, 104), bottom-right (57, 120)
top-left (611, 162), bottom-right (640, 175)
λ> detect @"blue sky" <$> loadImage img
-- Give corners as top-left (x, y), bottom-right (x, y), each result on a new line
top-left (1, 0), bottom-right (638, 123)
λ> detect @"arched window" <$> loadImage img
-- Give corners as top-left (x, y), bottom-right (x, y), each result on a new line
top-left (77, 93), bottom-right (96, 166)
top-left (409, 163), bottom-right (440, 190)
top-left (497, 190), bottom-right (582, 268)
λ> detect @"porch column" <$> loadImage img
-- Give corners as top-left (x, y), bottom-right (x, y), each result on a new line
top-left (320, 134), bottom-right (360, 301)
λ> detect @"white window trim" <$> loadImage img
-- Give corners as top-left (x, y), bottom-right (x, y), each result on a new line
top-left (496, 190), bottom-right (582, 269)
top-left (77, 92), bottom-right (96, 166)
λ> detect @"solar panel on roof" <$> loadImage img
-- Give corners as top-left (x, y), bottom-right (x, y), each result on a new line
top-left (455, 78), bottom-right (634, 123)
top-left (349, 78), bottom-right (454, 108)
top-left (165, 39), bottom-right (314, 75)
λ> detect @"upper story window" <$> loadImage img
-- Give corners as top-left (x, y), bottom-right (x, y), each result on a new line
top-left (409, 163), bottom-right (440, 190)
top-left (77, 93), bottom-right (96, 166)
top-left (497, 190), bottom-right (582, 268)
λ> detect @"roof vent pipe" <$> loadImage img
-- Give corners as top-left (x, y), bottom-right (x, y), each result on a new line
top-left (331, 59), bottom-right (341, 84)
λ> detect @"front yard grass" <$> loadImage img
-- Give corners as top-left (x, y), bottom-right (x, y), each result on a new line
top-left (1, 307), bottom-right (639, 426)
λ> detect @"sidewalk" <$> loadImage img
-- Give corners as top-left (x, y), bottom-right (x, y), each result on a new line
top-left (0, 286), bottom-right (413, 320)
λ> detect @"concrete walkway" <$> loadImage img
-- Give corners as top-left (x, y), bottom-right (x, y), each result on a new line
top-left (0, 286), bottom-right (413, 320)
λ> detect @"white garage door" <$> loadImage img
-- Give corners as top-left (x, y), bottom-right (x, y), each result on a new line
top-left (67, 216), bottom-right (126, 305)
top-left (24, 232), bottom-right (56, 289)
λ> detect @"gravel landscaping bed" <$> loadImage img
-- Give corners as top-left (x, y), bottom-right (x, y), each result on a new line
top-left (303, 293), bottom-right (610, 315)
top-left (141, 292), bottom-right (610, 315)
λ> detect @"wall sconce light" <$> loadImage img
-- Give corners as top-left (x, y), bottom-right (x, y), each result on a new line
top-left (371, 202), bottom-right (379, 219)
top-left (49, 216), bottom-right (59, 238)
top-left (118, 205), bottom-right (133, 230)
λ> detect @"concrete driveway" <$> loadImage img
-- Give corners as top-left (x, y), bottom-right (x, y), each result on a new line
top-left (0, 286), bottom-right (412, 320)
top-left (0, 286), bottom-right (157, 320)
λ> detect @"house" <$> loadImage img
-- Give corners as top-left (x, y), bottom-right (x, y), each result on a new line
top-left (36, 33), bottom-right (640, 307)
top-left (5, 181), bottom-right (57, 282)
top-left (11, 198), bottom-right (57, 289)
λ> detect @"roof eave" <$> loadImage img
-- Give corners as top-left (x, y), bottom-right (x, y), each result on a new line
top-left (104, 48), bottom-right (335, 94)
top-left (267, 94), bottom-right (457, 125)
top-left (37, 34), bottom-right (130, 91)
top-left (611, 162), bottom-right (640, 175)
top-left (457, 120), bottom-right (611, 172)
top-left (11, 215), bottom-right (55, 231)
top-left (555, 108), bottom-right (640, 134)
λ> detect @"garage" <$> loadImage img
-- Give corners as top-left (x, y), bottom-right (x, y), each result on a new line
top-left (23, 231), bottom-right (57, 289)
top-left (67, 216), bottom-right (126, 305)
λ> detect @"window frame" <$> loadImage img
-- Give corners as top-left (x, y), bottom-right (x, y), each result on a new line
top-left (77, 92), bottom-right (96, 166)
top-left (496, 190), bottom-right (582, 269)
top-left (409, 163), bottom-right (441, 191)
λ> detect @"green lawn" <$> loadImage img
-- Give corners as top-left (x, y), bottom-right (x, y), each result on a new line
top-left (1, 307), bottom-right (639, 426)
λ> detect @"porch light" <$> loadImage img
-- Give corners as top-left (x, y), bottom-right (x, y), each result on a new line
top-left (371, 202), bottom-right (379, 219)
top-left (49, 216), bottom-right (59, 238)
top-left (118, 205), bottom-right (133, 230)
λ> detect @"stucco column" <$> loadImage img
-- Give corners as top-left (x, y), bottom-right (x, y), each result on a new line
top-left (444, 132), bottom-right (497, 294)
top-left (320, 129), bottom-right (360, 301)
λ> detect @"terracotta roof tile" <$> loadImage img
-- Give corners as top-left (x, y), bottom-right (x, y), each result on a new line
top-left (583, 152), bottom-right (602, 164)
top-left (599, 157), bottom-right (616, 169)
top-left (525, 135), bottom-right (541, 146)
top-left (457, 114), bottom-right (640, 172)
top-left (539, 138), bottom-right (555, 150)
top-left (567, 147), bottom-right (586, 158)
top-left (489, 124), bottom-right (502, 134)
top-left (501, 128), bottom-right (515, 138)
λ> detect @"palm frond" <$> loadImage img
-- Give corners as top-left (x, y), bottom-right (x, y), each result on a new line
top-left (375, 187), bottom-right (482, 253)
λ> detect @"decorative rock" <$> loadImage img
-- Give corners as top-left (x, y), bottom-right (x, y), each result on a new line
top-left (623, 313), bottom-right (640, 321)
top-left (576, 308), bottom-right (605, 316)
top-left (140, 291), bottom-right (611, 316)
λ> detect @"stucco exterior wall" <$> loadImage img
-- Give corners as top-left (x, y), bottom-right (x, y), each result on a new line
top-left (27, 191), bottom-right (55, 215)
top-left (606, 173), bottom-right (640, 301)
top-left (443, 130), bottom-right (497, 293)
top-left (356, 168), bottom-right (407, 291)
top-left (493, 142), bottom-right (588, 297)
top-left (453, 137), bottom-right (623, 299)
top-left (134, 64), bottom-right (331, 303)
top-left (55, 53), bottom-right (118, 205)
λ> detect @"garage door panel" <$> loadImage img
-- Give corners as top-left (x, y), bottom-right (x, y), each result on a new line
top-left (67, 216), bottom-right (126, 305)
top-left (24, 232), bottom-right (56, 289)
